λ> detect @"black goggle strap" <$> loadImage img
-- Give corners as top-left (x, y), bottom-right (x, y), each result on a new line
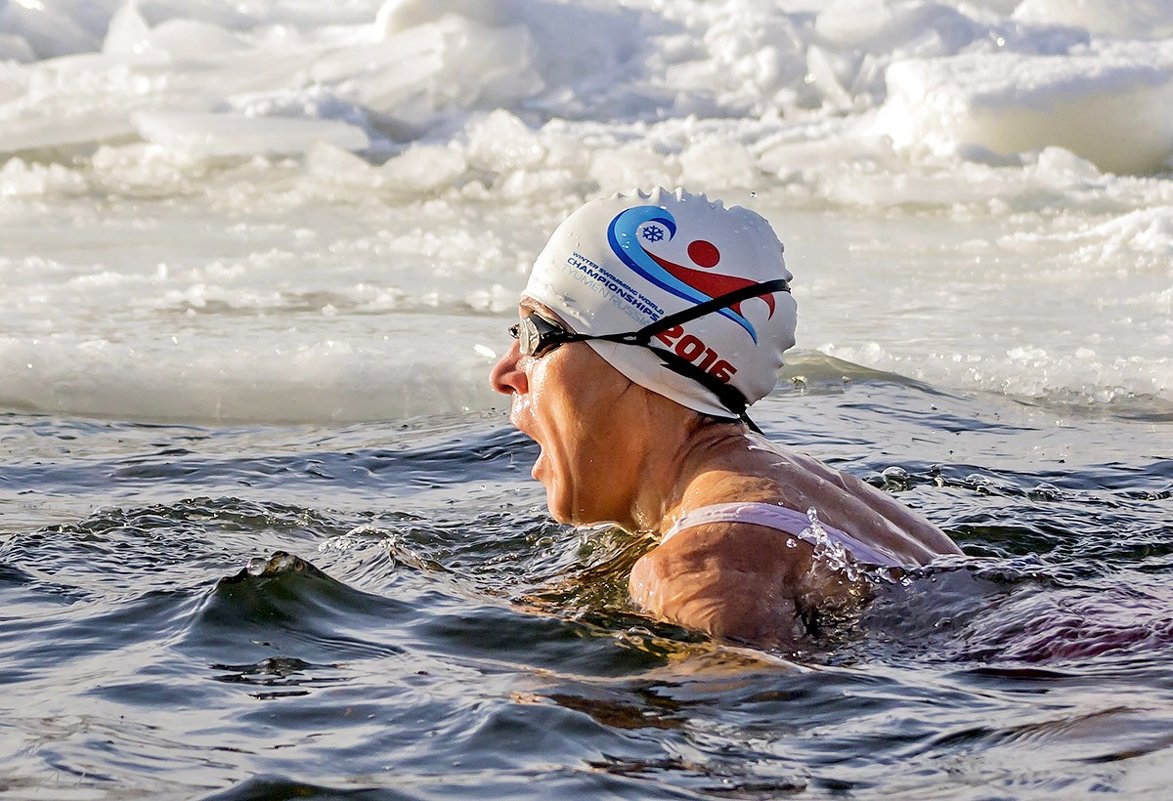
top-left (630, 278), bottom-right (791, 347)
top-left (583, 278), bottom-right (791, 432)
top-left (652, 346), bottom-right (763, 432)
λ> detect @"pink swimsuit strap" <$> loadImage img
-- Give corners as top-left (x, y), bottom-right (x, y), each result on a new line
top-left (662, 501), bottom-right (901, 568)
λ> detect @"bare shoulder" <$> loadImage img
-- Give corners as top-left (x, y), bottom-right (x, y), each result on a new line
top-left (700, 438), bottom-right (959, 562)
top-left (774, 449), bottom-right (962, 561)
top-left (629, 521), bottom-right (865, 649)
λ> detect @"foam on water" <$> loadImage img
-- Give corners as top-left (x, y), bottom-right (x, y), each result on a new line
top-left (1, 0), bottom-right (1171, 421)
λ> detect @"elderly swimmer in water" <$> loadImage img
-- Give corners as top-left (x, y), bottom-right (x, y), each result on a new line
top-left (490, 188), bottom-right (962, 649)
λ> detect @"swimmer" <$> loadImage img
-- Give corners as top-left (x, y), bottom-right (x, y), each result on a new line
top-left (490, 188), bottom-right (962, 649)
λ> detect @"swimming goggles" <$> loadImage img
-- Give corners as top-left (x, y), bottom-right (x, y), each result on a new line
top-left (509, 313), bottom-right (588, 358)
top-left (507, 278), bottom-right (791, 431)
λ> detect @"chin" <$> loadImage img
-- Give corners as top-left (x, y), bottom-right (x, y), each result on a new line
top-left (539, 480), bottom-right (572, 524)
top-left (546, 494), bottom-right (608, 528)
top-left (543, 485), bottom-right (593, 526)
top-left (539, 469), bottom-right (609, 527)
top-left (542, 495), bottom-right (567, 523)
top-left (546, 505), bottom-right (574, 525)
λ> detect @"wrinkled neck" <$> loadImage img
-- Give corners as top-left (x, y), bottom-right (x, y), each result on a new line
top-left (626, 413), bottom-right (755, 534)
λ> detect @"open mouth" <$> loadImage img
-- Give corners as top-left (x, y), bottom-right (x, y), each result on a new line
top-left (508, 404), bottom-right (544, 481)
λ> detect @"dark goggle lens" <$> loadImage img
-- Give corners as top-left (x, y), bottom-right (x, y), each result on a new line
top-left (508, 314), bottom-right (576, 356)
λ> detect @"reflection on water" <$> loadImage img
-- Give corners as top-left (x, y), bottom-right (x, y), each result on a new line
top-left (1, 372), bottom-right (1170, 799)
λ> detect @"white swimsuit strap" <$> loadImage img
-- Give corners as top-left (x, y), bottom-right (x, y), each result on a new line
top-left (664, 502), bottom-right (811, 542)
top-left (661, 501), bottom-right (900, 567)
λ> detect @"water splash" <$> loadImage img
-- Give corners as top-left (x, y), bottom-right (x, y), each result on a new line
top-left (801, 507), bottom-right (863, 584)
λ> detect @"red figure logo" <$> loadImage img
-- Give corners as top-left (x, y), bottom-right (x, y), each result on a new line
top-left (646, 239), bottom-right (777, 319)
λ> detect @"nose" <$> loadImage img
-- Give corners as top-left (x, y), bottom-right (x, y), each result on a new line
top-left (489, 340), bottom-right (528, 396)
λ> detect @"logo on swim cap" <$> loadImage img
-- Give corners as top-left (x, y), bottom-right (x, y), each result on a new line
top-left (606, 205), bottom-right (776, 343)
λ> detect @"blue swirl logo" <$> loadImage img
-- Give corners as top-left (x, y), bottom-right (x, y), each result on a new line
top-left (607, 206), bottom-right (771, 342)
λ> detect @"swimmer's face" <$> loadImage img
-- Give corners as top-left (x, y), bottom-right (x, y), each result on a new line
top-left (490, 301), bottom-right (642, 525)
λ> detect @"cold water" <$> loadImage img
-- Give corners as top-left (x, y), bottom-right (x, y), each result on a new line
top-left (2, 0), bottom-right (1171, 798)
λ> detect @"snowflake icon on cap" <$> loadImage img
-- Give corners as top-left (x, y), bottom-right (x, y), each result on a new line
top-left (641, 224), bottom-right (665, 243)
top-left (609, 204), bottom-right (785, 344)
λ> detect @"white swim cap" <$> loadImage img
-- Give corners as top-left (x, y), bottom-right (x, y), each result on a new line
top-left (523, 188), bottom-right (797, 420)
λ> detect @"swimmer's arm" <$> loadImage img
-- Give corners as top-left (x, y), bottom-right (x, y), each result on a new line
top-left (629, 524), bottom-right (807, 649)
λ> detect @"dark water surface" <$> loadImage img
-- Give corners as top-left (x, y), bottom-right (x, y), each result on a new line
top-left (2, 361), bottom-right (1171, 800)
